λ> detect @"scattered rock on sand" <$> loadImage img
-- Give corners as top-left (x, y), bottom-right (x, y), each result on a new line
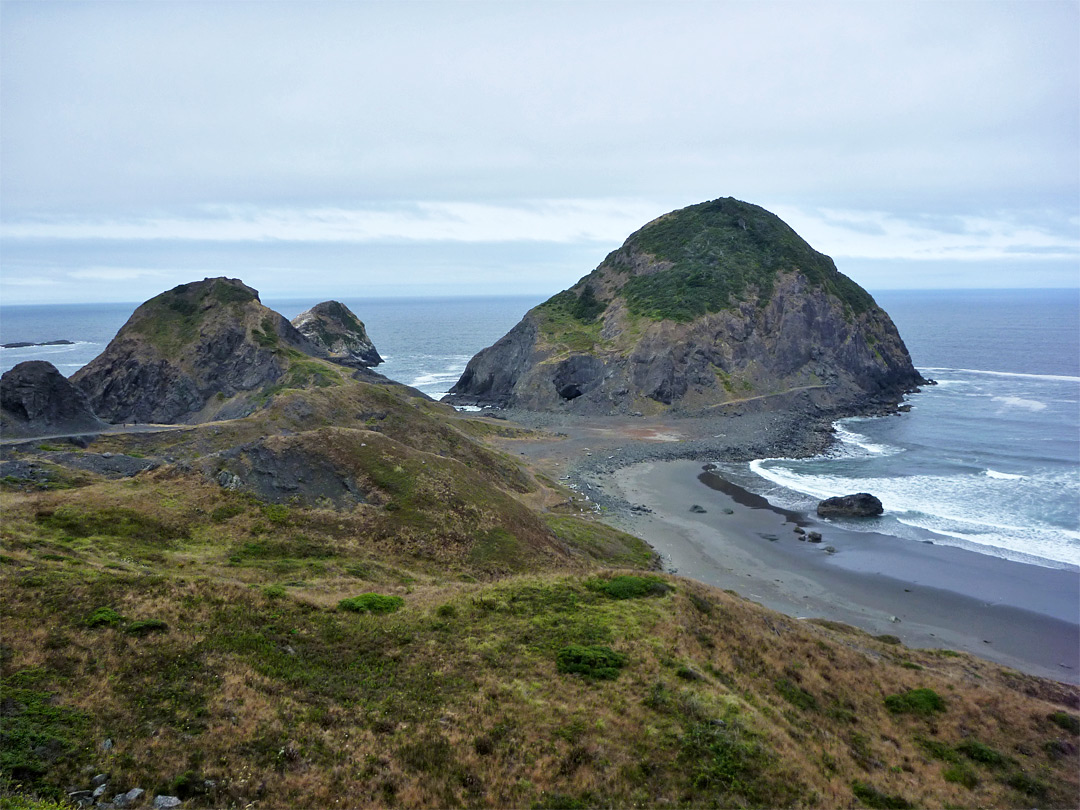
top-left (689, 504), bottom-right (707, 513)
top-left (807, 531), bottom-right (823, 543)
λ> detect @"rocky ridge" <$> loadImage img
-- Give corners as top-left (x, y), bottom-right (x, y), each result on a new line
top-left (445, 197), bottom-right (926, 416)
top-left (71, 278), bottom-right (341, 425)
top-left (291, 300), bottom-right (383, 367)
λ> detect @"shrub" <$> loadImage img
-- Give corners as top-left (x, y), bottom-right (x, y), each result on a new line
top-left (262, 585), bottom-right (287, 600)
top-left (125, 619), bottom-right (169, 636)
top-left (338, 593), bottom-right (404, 614)
top-left (84, 607), bottom-right (123, 628)
top-left (955, 739), bottom-right (1007, 766)
top-left (211, 503), bottom-right (245, 522)
top-left (1049, 710), bottom-right (1079, 734)
top-left (850, 780), bottom-right (913, 809)
top-left (556, 645), bottom-right (627, 680)
top-left (942, 763), bottom-right (979, 789)
top-left (775, 678), bottom-right (818, 712)
top-left (586, 575), bottom-right (672, 600)
top-left (883, 688), bottom-right (946, 716)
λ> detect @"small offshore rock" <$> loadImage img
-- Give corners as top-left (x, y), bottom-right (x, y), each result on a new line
top-left (793, 526), bottom-right (805, 535)
top-left (824, 546), bottom-right (837, 554)
top-left (807, 531), bottom-right (823, 543)
top-left (689, 504), bottom-right (707, 513)
top-left (722, 508), bottom-right (734, 515)
top-left (817, 493), bottom-right (884, 518)
top-left (153, 796), bottom-right (183, 809)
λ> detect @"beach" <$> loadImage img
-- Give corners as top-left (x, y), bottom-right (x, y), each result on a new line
top-left (485, 405), bottom-right (1080, 685)
top-left (605, 458), bottom-right (1079, 684)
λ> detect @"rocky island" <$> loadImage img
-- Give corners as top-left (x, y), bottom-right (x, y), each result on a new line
top-left (446, 197), bottom-right (926, 416)
top-left (1, 256), bottom-right (1076, 809)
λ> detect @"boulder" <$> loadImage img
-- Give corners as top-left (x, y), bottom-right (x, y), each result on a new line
top-left (0, 360), bottom-right (108, 438)
top-left (291, 301), bottom-right (383, 368)
top-left (817, 493), bottom-right (884, 518)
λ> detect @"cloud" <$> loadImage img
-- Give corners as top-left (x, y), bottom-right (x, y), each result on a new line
top-left (772, 206), bottom-right (1080, 262)
top-left (1, 200), bottom-right (663, 244)
top-left (67, 267), bottom-right (166, 281)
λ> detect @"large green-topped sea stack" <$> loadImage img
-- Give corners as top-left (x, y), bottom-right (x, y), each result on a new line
top-left (445, 197), bottom-right (926, 414)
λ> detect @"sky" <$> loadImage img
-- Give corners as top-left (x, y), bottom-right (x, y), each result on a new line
top-left (1, 0), bottom-right (1077, 305)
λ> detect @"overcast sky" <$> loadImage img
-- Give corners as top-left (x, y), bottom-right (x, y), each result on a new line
top-left (1, 0), bottom-right (1077, 304)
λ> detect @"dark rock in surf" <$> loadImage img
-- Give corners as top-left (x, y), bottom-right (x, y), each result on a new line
top-left (816, 493), bottom-right (884, 518)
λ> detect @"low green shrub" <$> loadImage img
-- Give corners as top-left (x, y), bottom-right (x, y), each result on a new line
top-left (586, 575), bottom-right (672, 600)
top-left (556, 645), bottom-right (627, 681)
top-left (775, 678), bottom-right (818, 711)
top-left (883, 688), bottom-right (946, 716)
top-left (942, 763), bottom-right (979, 789)
top-left (338, 593), bottom-right (404, 614)
top-left (125, 619), bottom-right (168, 635)
top-left (850, 780), bottom-right (913, 809)
top-left (1049, 710), bottom-right (1079, 734)
top-left (84, 607), bottom-right (123, 628)
top-left (211, 503), bottom-right (245, 522)
top-left (956, 739), bottom-right (1007, 766)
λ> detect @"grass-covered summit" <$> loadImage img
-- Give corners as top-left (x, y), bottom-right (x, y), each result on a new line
top-left (446, 197), bottom-right (925, 414)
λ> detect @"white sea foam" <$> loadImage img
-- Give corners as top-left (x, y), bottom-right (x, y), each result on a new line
top-left (830, 423), bottom-right (902, 458)
top-left (992, 396), bottom-right (1048, 412)
top-left (920, 367), bottom-right (1080, 384)
top-left (749, 460), bottom-right (1080, 567)
top-left (984, 469), bottom-right (1024, 480)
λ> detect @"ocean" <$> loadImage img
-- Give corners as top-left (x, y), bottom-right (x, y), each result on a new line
top-left (2, 289), bottom-right (1077, 569)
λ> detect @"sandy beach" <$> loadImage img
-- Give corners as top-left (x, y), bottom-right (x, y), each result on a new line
top-left (604, 458), bottom-right (1080, 684)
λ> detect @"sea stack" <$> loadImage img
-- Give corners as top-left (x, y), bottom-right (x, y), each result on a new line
top-left (71, 277), bottom-right (333, 424)
top-left (1, 360), bottom-right (109, 438)
top-left (291, 301), bottom-right (383, 367)
top-left (445, 197), bottom-right (926, 414)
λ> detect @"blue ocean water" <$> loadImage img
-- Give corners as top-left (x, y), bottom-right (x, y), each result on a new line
top-left (2, 289), bottom-right (1077, 568)
top-left (715, 289), bottom-right (1080, 569)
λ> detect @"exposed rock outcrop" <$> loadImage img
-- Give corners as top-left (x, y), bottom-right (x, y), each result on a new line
top-left (817, 493), bottom-right (884, 518)
top-left (291, 301), bottom-right (383, 367)
top-left (445, 197), bottom-right (926, 415)
top-left (71, 277), bottom-right (338, 425)
top-left (1, 360), bottom-right (108, 438)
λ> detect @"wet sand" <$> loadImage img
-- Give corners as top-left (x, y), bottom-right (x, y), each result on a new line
top-left (607, 459), bottom-right (1080, 684)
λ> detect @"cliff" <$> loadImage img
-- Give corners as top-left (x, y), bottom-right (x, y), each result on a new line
top-left (0, 360), bottom-right (108, 438)
top-left (291, 300), bottom-right (383, 368)
top-left (445, 198), bottom-right (926, 414)
top-left (71, 277), bottom-right (342, 424)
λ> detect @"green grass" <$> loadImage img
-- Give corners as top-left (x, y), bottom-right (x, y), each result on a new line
top-left (555, 644), bottom-right (627, 680)
top-left (1050, 710), bottom-right (1080, 734)
top-left (850, 779), bottom-right (913, 809)
top-left (883, 688), bottom-right (946, 716)
top-left (608, 198), bottom-right (876, 322)
top-left (585, 574), bottom-right (672, 600)
top-left (338, 593), bottom-right (405, 614)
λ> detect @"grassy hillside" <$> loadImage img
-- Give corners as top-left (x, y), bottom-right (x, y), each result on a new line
top-left (2, 371), bottom-right (1077, 809)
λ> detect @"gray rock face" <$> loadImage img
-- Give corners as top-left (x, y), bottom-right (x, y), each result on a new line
top-left (445, 198), bottom-right (926, 416)
top-left (817, 493), bottom-right (884, 518)
top-left (291, 301), bottom-right (383, 367)
top-left (1, 360), bottom-right (108, 438)
top-left (71, 278), bottom-right (330, 425)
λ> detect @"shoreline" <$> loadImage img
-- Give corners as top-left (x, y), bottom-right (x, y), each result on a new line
top-left (484, 406), bottom-right (1080, 684)
top-left (604, 459), bottom-right (1079, 684)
